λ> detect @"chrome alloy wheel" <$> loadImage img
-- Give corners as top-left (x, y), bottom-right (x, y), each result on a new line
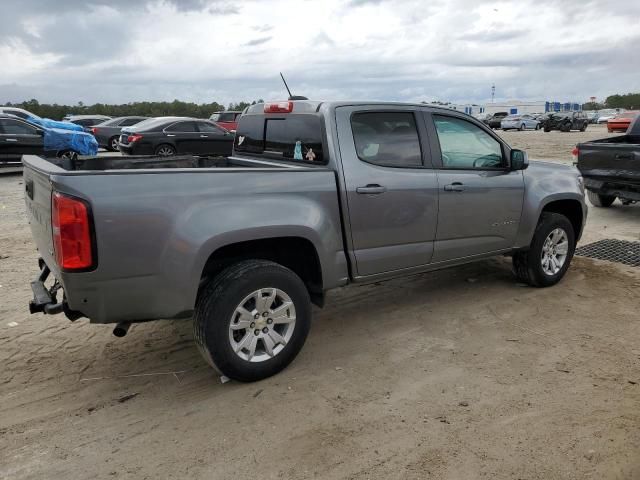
top-left (157, 146), bottom-right (175, 156)
top-left (228, 288), bottom-right (296, 362)
top-left (541, 228), bottom-right (569, 275)
top-left (111, 137), bottom-right (119, 151)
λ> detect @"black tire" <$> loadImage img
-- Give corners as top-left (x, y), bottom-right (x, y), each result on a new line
top-left (543, 127), bottom-right (551, 132)
top-left (107, 136), bottom-right (119, 152)
top-left (580, 122), bottom-right (587, 132)
top-left (512, 212), bottom-right (576, 288)
top-left (519, 123), bottom-right (525, 131)
top-left (193, 260), bottom-right (312, 382)
top-left (155, 144), bottom-right (176, 156)
top-left (587, 190), bottom-right (616, 207)
top-left (535, 123), bottom-right (540, 130)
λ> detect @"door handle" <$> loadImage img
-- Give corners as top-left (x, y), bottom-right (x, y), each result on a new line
top-left (615, 153), bottom-right (632, 159)
top-left (5, 138), bottom-right (18, 142)
top-left (200, 135), bottom-right (209, 138)
top-left (356, 184), bottom-right (387, 195)
top-left (444, 182), bottom-right (465, 192)
top-left (166, 134), bottom-right (176, 137)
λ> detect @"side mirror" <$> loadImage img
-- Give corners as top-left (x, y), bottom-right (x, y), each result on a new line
top-left (510, 149), bottom-right (529, 170)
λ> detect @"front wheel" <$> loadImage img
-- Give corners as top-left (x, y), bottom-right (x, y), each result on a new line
top-left (519, 123), bottom-right (525, 131)
top-left (512, 212), bottom-right (575, 287)
top-left (580, 123), bottom-right (587, 132)
top-left (194, 260), bottom-right (312, 382)
top-left (587, 190), bottom-right (616, 207)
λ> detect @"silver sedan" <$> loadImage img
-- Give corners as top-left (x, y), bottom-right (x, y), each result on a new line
top-left (500, 114), bottom-right (540, 131)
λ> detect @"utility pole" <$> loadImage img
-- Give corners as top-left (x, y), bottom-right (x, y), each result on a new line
top-left (491, 84), bottom-right (495, 103)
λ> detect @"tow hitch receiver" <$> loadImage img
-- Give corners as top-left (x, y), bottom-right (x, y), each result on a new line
top-left (29, 261), bottom-right (63, 315)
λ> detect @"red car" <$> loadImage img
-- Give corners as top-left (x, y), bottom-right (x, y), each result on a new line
top-left (209, 111), bottom-right (241, 131)
top-left (607, 111), bottom-right (639, 132)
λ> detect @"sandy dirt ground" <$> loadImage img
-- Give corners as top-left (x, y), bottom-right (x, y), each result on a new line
top-left (1, 124), bottom-right (639, 480)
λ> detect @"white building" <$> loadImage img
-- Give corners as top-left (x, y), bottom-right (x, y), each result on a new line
top-left (482, 100), bottom-right (582, 115)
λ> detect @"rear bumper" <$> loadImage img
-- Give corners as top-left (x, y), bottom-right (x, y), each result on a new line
top-left (584, 177), bottom-right (640, 201)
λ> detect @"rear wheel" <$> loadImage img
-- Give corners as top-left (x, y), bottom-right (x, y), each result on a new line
top-left (155, 144), bottom-right (176, 156)
top-left (580, 122), bottom-right (587, 132)
top-left (512, 212), bottom-right (575, 287)
top-left (543, 126), bottom-right (551, 132)
top-left (194, 260), bottom-right (312, 382)
top-left (519, 123), bottom-right (525, 131)
top-left (587, 190), bottom-right (616, 207)
top-left (107, 136), bottom-right (119, 152)
top-left (535, 123), bottom-right (540, 130)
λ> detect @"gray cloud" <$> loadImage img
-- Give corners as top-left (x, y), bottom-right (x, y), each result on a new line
top-left (243, 36), bottom-right (272, 47)
top-left (1, 0), bottom-right (639, 106)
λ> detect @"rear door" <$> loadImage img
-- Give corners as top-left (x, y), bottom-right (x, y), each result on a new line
top-left (335, 106), bottom-right (439, 277)
top-left (163, 121), bottom-right (199, 153)
top-left (425, 112), bottom-right (524, 262)
top-left (195, 121), bottom-right (232, 155)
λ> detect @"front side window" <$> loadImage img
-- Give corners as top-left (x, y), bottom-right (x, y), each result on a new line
top-left (433, 115), bottom-right (504, 169)
top-left (351, 112), bottom-right (422, 167)
top-left (0, 119), bottom-right (38, 135)
top-left (119, 118), bottom-right (143, 126)
top-left (197, 121), bottom-right (221, 133)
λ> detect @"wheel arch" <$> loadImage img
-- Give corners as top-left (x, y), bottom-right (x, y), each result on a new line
top-left (197, 235), bottom-right (325, 307)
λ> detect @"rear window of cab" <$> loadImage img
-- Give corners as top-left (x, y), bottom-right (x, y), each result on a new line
top-left (234, 114), bottom-right (325, 164)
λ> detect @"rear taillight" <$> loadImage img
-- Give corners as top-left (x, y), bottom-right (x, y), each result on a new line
top-left (264, 101), bottom-right (293, 113)
top-left (571, 146), bottom-right (579, 162)
top-left (52, 192), bottom-right (94, 270)
top-left (127, 134), bottom-right (143, 143)
top-left (90, 127), bottom-right (98, 134)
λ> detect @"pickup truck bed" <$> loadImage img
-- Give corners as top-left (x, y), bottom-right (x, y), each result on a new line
top-left (576, 116), bottom-right (640, 206)
top-left (24, 153), bottom-right (347, 324)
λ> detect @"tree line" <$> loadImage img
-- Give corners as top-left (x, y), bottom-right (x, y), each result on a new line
top-left (582, 92), bottom-right (640, 111)
top-left (2, 99), bottom-right (264, 120)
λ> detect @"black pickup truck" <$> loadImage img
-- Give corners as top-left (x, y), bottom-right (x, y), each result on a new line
top-left (576, 115), bottom-right (640, 207)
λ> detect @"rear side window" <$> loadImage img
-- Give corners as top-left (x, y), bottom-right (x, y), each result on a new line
top-left (234, 114), bottom-right (325, 163)
top-left (119, 118), bottom-right (143, 126)
top-left (351, 112), bottom-right (422, 167)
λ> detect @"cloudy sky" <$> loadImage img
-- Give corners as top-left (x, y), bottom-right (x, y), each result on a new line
top-left (1, 0), bottom-right (639, 106)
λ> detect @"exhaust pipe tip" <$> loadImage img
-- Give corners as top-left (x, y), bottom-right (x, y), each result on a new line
top-left (113, 321), bottom-right (131, 338)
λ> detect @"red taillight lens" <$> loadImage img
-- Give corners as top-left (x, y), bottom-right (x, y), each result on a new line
top-left (571, 146), bottom-right (579, 160)
top-left (127, 134), bottom-right (143, 143)
top-left (90, 127), bottom-right (98, 134)
top-left (264, 101), bottom-right (293, 113)
top-left (52, 192), bottom-right (94, 270)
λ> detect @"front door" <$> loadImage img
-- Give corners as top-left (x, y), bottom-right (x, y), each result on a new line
top-left (195, 121), bottom-right (232, 155)
top-left (0, 118), bottom-right (44, 162)
top-left (335, 106), bottom-right (439, 277)
top-left (425, 113), bottom-right (525, 263)
top-left (163, 121), bottom-right (199, 154)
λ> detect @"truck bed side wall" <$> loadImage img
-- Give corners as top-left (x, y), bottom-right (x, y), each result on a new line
top-left (50, 169), bottom-right (348, 323)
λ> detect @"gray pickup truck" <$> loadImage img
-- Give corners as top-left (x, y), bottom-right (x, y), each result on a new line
top-left (24, 100), bottom-right (587, 382)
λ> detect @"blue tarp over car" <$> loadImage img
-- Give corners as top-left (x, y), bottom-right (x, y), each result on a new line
top-left (27, 115), bottom-right (83, 132)
top-left (43, 128), bottom-right (99, 156)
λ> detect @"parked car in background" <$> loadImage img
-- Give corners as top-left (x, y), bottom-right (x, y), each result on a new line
top-left (576, 114), bottom-right (640, 207)
top-left (484, 112), bottom-right (509, 129)
top-left (89, 116), bottom-right (149, 151)
top-left (541, 111), bottom-right (588, 132)
top-left (0, 107), bottom-right (41, 120)
top-left (607, 111), bottom-right (640, 133)
top-left (500, 114), bottom-right (540, 131)
top-left (596, 109), bottom-right (622, 124)
top-left (118, 117), bottom-right (233, 156)
top-left (584, 111), bottom-right (600, 124)
top-left (210, 111), bottom-right (242, 131)
top-left (0, 114), bottom-right (96, 172)
top-left (64, 115), bottom-right (112, 130)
